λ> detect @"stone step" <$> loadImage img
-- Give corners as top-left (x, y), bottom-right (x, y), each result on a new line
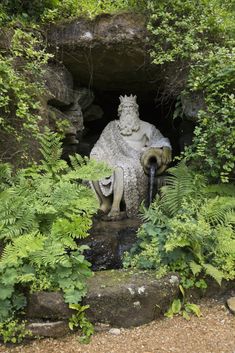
top-left (26, 270), bottom-right (179, 333)
top-left (84, 270), bottom-right (180, 328)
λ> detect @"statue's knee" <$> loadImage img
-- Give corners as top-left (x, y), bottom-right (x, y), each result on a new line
top-left (114, 166), bottom-right (124, 178)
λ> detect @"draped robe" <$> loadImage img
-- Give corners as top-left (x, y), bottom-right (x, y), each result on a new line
top-left (90, 120), bottom-right (171, 216)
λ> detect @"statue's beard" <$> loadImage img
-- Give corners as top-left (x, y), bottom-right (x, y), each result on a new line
top-left (118, 113), bottom-right (140, 136)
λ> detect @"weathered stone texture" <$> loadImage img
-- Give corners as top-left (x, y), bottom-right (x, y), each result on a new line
top-left (27, 321), bottom-right (70, 338)
top-left (26, 291), bottom-right (73, 320)
top-left (84, 270), bottom-right (180, 327)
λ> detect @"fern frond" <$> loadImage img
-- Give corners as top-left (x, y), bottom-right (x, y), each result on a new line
top-left (215, 225), bottom-right (235, 255)
top-left (189, 261), bottom-right (202, 275)
top-left (0, 233), bottom-right (45, 266)
top-left (0, 163), bottom-right (12, 191)
top-left (38, 129), bottom-right (68, 177)
top-left (0, 194), bottom-right (38, 240)
top-left (67, 154), bottom-right (112, 181)
top-left (32, 241), bottom-right (68, 267)
top-left (203, 263), bottom-right (224, 285)
top-left (200, 196), bottom-right (235, 225)
top-left (223, 210), bottom-right (235, 226)
top-left (160, 160), bottom-right (206, 216)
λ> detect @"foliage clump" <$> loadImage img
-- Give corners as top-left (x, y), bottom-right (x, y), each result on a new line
top-left (124, 161), bottom-right (235, 289)
top-left (0, 130), bottom-right (111, 343)
top-left (0, 26), bottom-right (52, 167)
top-left (1, 0), bottom-right (147, 23)
top-left (147, 0), bottom-right (235, 182)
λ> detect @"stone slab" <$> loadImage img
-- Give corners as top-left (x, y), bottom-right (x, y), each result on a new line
top-left (27, 321), bottom-right (70, 338)
top-left (84, 270), bottom-right (180, 327)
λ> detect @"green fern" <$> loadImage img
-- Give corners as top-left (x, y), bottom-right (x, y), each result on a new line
top-left (0, 129), bottom-right (109, 327)
top-left (125, 161), bottom-right (235, 291)
top-left (0, 233), bottom-right (45, 266)
top-left (203, 264), bottom-right (224, 285)
top-left (0, 164), bottom-right (12, 192)
top-left (160, 160), bottom-right (206, 216)
top-left (200, 196), bottom-right (235, 225)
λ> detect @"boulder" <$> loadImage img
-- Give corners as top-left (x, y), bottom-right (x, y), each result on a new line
top-left (25, 271), bottom-right (179, 328)
top-left (227, 297), bottom-right (235, 315)
top-left (26, 291), bottom-right (73, 320)
top-left (44, 64), bottom-right (74, 106)
top-left (84, 270), bottom-right (180, 327)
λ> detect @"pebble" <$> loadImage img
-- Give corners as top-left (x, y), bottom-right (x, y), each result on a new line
top-left (109, 328), bottom-right (121, 335)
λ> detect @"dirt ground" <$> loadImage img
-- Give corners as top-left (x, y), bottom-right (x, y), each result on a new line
top-left (0, 298), bottom-right (234, 353)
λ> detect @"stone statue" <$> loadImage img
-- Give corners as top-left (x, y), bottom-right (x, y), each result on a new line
top-left (90, 95), bottom-right (172, 220)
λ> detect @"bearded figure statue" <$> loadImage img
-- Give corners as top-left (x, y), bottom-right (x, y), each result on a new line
top-left (90, 95), bottom-right (172, 220)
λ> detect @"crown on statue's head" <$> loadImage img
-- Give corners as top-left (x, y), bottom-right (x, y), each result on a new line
top-left (119, 94), bottom-right (137, 105)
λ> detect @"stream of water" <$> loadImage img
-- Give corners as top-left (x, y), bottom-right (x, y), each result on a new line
top-left (149, 162), bottom-right (157, 206)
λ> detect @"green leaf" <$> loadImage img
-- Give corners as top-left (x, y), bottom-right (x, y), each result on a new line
top-left (0, 285), bottom-right (14, 300)
top-left (179, 284), bottom-right (185, 298)
top-left (171, 299), bottom-right (182, 314)
top-left (182, 310), bottom-right (191, 321)
top-left (203, 263), bottom-right (223, 285)
top-left (189, 261), bottom-right (202, 276)
top-left (185, 303), bottom-right (202, 317)
top-left (164, 308), bottom-right (174, 319)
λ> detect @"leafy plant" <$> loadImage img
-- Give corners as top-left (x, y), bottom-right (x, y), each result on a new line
top-left (0, 129), bottom-right (111, 341)
top-left (0, 318), bottom-right (31, 344)
top-left (124, 162), bottom-right (235, 290)
top-left (0, 27), bottom-right (52, 167)
top-left (165, 285), bottom-right (202, 320)
top-left (69, 304), bottom-right (94, 344)
top-left (147, 0), bottom-right (235, 182)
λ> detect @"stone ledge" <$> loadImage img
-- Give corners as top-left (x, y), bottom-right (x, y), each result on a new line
top-left (84, 270), bottom-right (179, 327)
top-left (26, 270), bottom-right (179, 329)
top-left (25, 270), bottom-right (235, 338)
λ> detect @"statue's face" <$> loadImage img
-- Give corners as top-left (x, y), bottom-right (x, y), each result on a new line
top-left (118, 103), bottom-right (140, 136)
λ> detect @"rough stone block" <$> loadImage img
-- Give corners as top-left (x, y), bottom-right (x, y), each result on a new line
top-left (26, 292), bottom-right (73, 320)
top-left (84, 270), bottom-right (179, 327)
top-left (27, 321), bottom-right (70, 338)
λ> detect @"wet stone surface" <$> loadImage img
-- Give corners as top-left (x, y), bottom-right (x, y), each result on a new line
top-left (79, 218), bottom-right (140, 270)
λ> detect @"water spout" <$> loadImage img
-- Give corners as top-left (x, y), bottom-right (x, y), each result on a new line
top-left (148, 161), bottom-right (157, 206)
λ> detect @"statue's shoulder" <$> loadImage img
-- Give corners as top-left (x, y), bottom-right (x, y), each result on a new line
top-left (101, 120), bottom-right (117, 134)
top-left (140, 120), bottom-right (157, 133)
